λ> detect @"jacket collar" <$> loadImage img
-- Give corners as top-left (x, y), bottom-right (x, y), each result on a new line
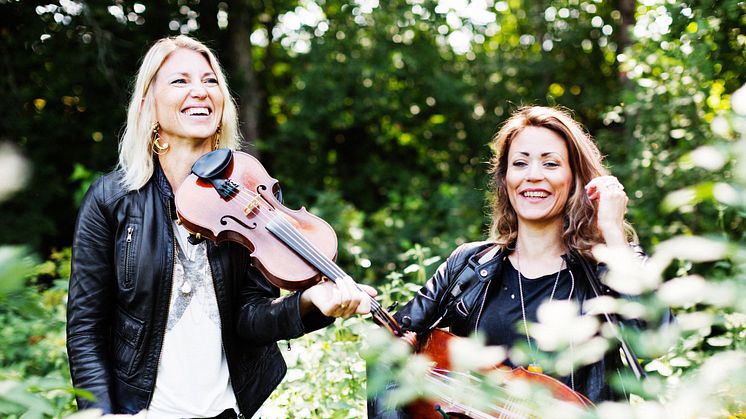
top-left (468, 244), bottom-right (601, 287)
top-left (153, 158), bottom-right (174, 198)
top-left (153, 158), bottom-right (178, 220)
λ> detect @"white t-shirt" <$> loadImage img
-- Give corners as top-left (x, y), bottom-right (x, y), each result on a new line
top-left (147, 223), bottom-right (237, 418)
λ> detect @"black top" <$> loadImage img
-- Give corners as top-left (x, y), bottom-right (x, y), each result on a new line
top-left (478, 258), bottom-right (574, 348)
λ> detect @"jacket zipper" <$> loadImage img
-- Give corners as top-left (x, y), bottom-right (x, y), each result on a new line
top-left (124, 226), bottom-right (134, 287)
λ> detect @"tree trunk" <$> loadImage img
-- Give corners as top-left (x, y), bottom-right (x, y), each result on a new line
top-left (228, 2), bottom-right (260, 156)
top-left (615, 0), bottom-right (636, 84)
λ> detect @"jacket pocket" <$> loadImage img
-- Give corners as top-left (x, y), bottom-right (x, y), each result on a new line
top-left (112, 307), bottom-right (145, 377)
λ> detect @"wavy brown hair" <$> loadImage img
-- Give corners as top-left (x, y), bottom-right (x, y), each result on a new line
top-left (488, 106), bottom-right (636, 258)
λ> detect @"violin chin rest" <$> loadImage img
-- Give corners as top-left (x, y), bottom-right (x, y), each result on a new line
top-left (191, 148), bottom-right (233, 180)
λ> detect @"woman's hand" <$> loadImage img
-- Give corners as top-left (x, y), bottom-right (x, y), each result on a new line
top-left (299, 275), bottom-right (377, 318)
top-left (585, 175), bottom-right (628, 247)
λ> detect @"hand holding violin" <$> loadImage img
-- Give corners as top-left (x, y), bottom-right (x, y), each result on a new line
top-left (300, 275), bottom-right (377, 318)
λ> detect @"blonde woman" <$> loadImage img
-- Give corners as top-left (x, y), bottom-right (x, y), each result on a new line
top-left (67, 36), bottom-right (373, 418)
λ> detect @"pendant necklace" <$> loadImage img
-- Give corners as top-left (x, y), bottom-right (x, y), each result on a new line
top-left (515, 248), bottom-right (564, 374)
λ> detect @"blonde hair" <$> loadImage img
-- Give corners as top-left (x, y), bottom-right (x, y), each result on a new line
top-left (117, 35), bottom-right (241, 191)
top-left (488, 106), bottom-right (636, 258)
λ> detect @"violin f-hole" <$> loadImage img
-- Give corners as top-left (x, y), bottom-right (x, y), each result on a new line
top-left (220, 215), bottom-right (257, 230)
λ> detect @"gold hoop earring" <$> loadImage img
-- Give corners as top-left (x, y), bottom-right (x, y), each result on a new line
top-left (151, 122), bottom-right (169, 155)
top-left (212, 125), bottom-right (221, 151)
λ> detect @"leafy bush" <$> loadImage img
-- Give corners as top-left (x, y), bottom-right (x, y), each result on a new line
top-left (0, 248), bottom-right (79, 418)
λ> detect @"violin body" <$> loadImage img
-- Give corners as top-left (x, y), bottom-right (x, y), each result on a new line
top-left (175, 150), bottom-right (337, 290)
top-left (405, 329), bottom-right (594, 418)
top-left (175, 150), bottom-right (402, 335)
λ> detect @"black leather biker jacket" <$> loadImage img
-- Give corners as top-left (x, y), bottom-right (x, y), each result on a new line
top-left (67, 163), bottom-right (332, 416)
top-left (394, 241), bottom-right (650, 402)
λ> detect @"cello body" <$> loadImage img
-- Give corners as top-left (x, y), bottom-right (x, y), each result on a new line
top-left (405, 329), bottom-right (594, 418)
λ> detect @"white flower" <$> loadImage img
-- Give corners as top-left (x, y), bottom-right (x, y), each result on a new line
top-left (675, 312), bottom-right (714, 331)
top-left (711, 115), bottom-right (731, 137)
top-left (447, 335), bottom-right (507, 371)
top-left (731, 83), bottom-right (746, 115)
top-left (530, 300), bottom-right (599, 351)
top-left (657, 275), bottom-right (707, 307)
top-left (593, 244), bottom-right (659, 295)
top-left (0, 143), bottom-right (30, 202)
top-left (688, 145), bottom-right (727, 170)
top-left (651, 236), bottom-right (728, 267)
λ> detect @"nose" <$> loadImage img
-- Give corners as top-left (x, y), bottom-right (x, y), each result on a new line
top-left (526, 162), bottom-right (544, 181)
top-left (190, 82), bottom-right (208, 98)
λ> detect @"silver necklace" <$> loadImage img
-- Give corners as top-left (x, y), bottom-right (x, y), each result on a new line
top-left (515, 249), bottom-right (563, 369)
top-left (515, 249), bottom-right (577, 388)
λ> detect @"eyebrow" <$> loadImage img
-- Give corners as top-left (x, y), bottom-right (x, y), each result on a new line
top-left (514, 151), bottom-right (563, 157)
top-left (166, 71), bottom-right (217, 78)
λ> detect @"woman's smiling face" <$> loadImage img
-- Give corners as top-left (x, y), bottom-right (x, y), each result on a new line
top-left (151, 48), bottom-right (224, 143)
top-left (506, 126), bottom-right (573, 228)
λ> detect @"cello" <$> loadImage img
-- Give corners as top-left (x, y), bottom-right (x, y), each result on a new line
top-left (175, 149), bottom-right (593, 418)
top-left (403, 328), bottom-right (593, 418)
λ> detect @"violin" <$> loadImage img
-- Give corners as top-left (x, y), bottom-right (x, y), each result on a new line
top-left (405, 329), bottom-right (594, 418)
top-left (174, 149), bottom-right (401, 336)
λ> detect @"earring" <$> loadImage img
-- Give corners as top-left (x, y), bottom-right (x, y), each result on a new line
top-left (212, 125), bottom-right (221, 151)
top-left (151, 122), bottom-right (169, 155)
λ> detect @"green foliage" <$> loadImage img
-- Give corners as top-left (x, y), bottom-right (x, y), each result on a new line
top-left (1, 0), bottom-right (745, 417)
top-left (614, 0), bottom-right (746, 246)
top-left (267, 248), bottom-right (422, 418)
top-left (265, 318), bottom-right (369, 418)
top-left (0, 248), bottom-right (77, 418)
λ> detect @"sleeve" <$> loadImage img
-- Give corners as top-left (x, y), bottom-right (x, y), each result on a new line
top-left (66, 178), bottom-right (116, 413)
top-left (393, 244), bottom-right (473, 334)
top-left (235, 265), bottom-right (334, 346)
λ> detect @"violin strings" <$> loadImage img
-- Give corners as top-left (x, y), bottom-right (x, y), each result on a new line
top-left (208, 183), bottom-right (397, 330)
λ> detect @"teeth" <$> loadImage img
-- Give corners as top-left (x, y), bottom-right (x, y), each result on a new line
top-left (184, 107), bottom-right (209, 116)
top-left (523, 191), bottom-right (548, 198)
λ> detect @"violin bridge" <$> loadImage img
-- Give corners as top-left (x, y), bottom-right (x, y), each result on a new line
top-left (244, 196), bottom-right (262, 215)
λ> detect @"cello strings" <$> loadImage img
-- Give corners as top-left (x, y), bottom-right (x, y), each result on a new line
top-left (424, 373), bottom-right (530, 419)
top-left (428, 370), bottom-right (534, 418)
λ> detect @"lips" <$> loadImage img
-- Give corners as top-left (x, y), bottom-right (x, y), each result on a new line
top-left (182, 106), bottom-right (211, 116)
top-left (521, 189), bottom-right (550, 198)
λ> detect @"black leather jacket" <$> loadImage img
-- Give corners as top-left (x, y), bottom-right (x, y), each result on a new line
top-left (394, 241), bottom-right (647, 403)
top-left (67, 163), bottom-right (332, 416)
